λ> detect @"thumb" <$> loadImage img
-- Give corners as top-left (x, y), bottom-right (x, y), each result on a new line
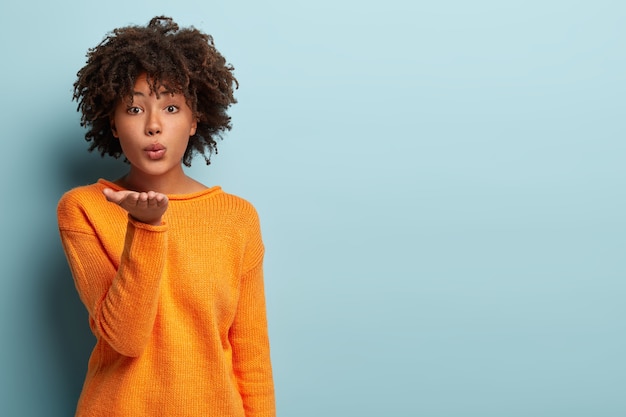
top-left (102, 188), bottom-right (127, 204)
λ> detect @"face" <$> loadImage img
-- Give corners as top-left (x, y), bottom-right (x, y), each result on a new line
top-left (110, 74), bottom-right (197, 179)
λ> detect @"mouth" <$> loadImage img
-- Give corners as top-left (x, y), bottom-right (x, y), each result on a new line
top-left (145, 143), bottom-right (166, 160)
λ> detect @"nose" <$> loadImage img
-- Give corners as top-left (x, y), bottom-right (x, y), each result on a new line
top-left (145, 112), bottom-right (162, 136)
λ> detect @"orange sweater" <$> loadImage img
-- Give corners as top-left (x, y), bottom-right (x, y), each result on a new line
top-left (57, 179), bottom-right (275, 417)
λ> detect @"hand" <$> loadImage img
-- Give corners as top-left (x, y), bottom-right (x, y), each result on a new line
top-left (103, 188), bottom-right (168, 226)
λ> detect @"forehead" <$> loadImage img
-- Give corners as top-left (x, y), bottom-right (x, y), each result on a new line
top-left (132, 73), bottom-right (180, 93)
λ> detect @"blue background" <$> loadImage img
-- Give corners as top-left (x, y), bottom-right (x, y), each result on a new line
top-left (1, 1), bottom-right (625, 416)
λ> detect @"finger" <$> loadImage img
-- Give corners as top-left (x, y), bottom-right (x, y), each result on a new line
top-left (136, 192), bottom-right (149, 208)
top-left (146, 191), bottom-right (159, 208)
top-left (103, 188), bottom-right (126, 204)
top-left (156, 194), bottom-right (168, 207)
top-left (116, 192), bottom-right (139, 210)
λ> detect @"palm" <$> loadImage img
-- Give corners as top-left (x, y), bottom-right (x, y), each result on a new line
top-left (103, 188), bottom-right (168, 225)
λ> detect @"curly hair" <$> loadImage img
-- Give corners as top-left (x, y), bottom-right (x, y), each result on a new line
top-left (73, 16), bottom-right (238, 166)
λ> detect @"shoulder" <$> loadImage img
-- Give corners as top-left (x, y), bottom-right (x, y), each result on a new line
top-left (58, 182), bottom-right (105, 205)
top-left (186, 187), bottom-right (258, 218)
top-left (57, 182), bottom-right (113, 231)
top-left (215, 191), bottom-right (259, 217)
top-left (204, 190), bottom-right (263, 233)
top-left (57, 182), bottom-right (106, 213)
top-left (214, 192), bottom-right (265, 269)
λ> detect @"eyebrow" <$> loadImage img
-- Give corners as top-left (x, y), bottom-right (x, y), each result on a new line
top-left (132, 89), bottom-right (176, 98)
top-left (132, 89), bottom-right (175, 97)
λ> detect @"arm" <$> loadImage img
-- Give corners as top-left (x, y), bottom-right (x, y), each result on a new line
top-left (229, 212), bottom-right (276, 417)
top-left (58, 190), bottom-right (168, 357)
top-left (230, 263), bottom-right (276, 417)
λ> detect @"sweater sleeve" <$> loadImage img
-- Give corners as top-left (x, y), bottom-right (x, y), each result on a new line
top-left (229, 211), bottom-right (276, 417)
top-left (58, 193), bottom-right (167, 358)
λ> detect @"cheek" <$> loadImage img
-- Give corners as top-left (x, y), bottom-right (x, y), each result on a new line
top-left (110, 117), bottom-right (134, 138)
top-left (116, 139), bottom-right (135, 158)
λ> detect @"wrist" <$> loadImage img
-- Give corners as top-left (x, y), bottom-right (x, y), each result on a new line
top-left (130, 214), bottom-right (163, 226)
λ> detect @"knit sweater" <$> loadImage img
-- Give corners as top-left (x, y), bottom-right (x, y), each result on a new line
top-left (57, 179), bottom-right (275, 417)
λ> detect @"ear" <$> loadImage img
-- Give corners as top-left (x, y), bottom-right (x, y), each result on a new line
top-left (189, 118), bottom-right (198, 136)
top-left (110, 120), bottom-right (119, 138)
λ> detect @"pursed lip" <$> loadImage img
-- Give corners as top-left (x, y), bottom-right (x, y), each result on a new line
top-left (145, 143), bottom-right (165, 151)
top-left (144, 143), bottom-right (166, 159)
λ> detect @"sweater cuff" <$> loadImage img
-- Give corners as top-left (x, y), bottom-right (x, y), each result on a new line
top-left (128, 214), bottom-right (168, 231)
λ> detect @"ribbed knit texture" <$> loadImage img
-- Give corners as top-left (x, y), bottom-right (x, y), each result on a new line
top-left (57, 179), bottom-right (275, 417)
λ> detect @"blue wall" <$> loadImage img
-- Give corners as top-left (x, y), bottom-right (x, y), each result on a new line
top-left (1, 1), bottom-right (625, 415)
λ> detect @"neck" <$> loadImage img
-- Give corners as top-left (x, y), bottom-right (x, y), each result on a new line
top-left (118, 167), bottom-right (205, 195)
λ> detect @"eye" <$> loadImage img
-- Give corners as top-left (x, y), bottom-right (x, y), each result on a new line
top-left (165, 105), bottom-right (179, 113)
top-left (126, 106), bottom-right (142, 115)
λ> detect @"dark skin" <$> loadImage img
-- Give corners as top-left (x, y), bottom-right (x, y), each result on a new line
top-left (103, 189), bottom-right (169, 226)
top-left (73, 17), bottom-right (237, 225)
top-left (103, 74), bottom-right (204, 225)
top-left (73, 16), bottom-right (238, 168)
